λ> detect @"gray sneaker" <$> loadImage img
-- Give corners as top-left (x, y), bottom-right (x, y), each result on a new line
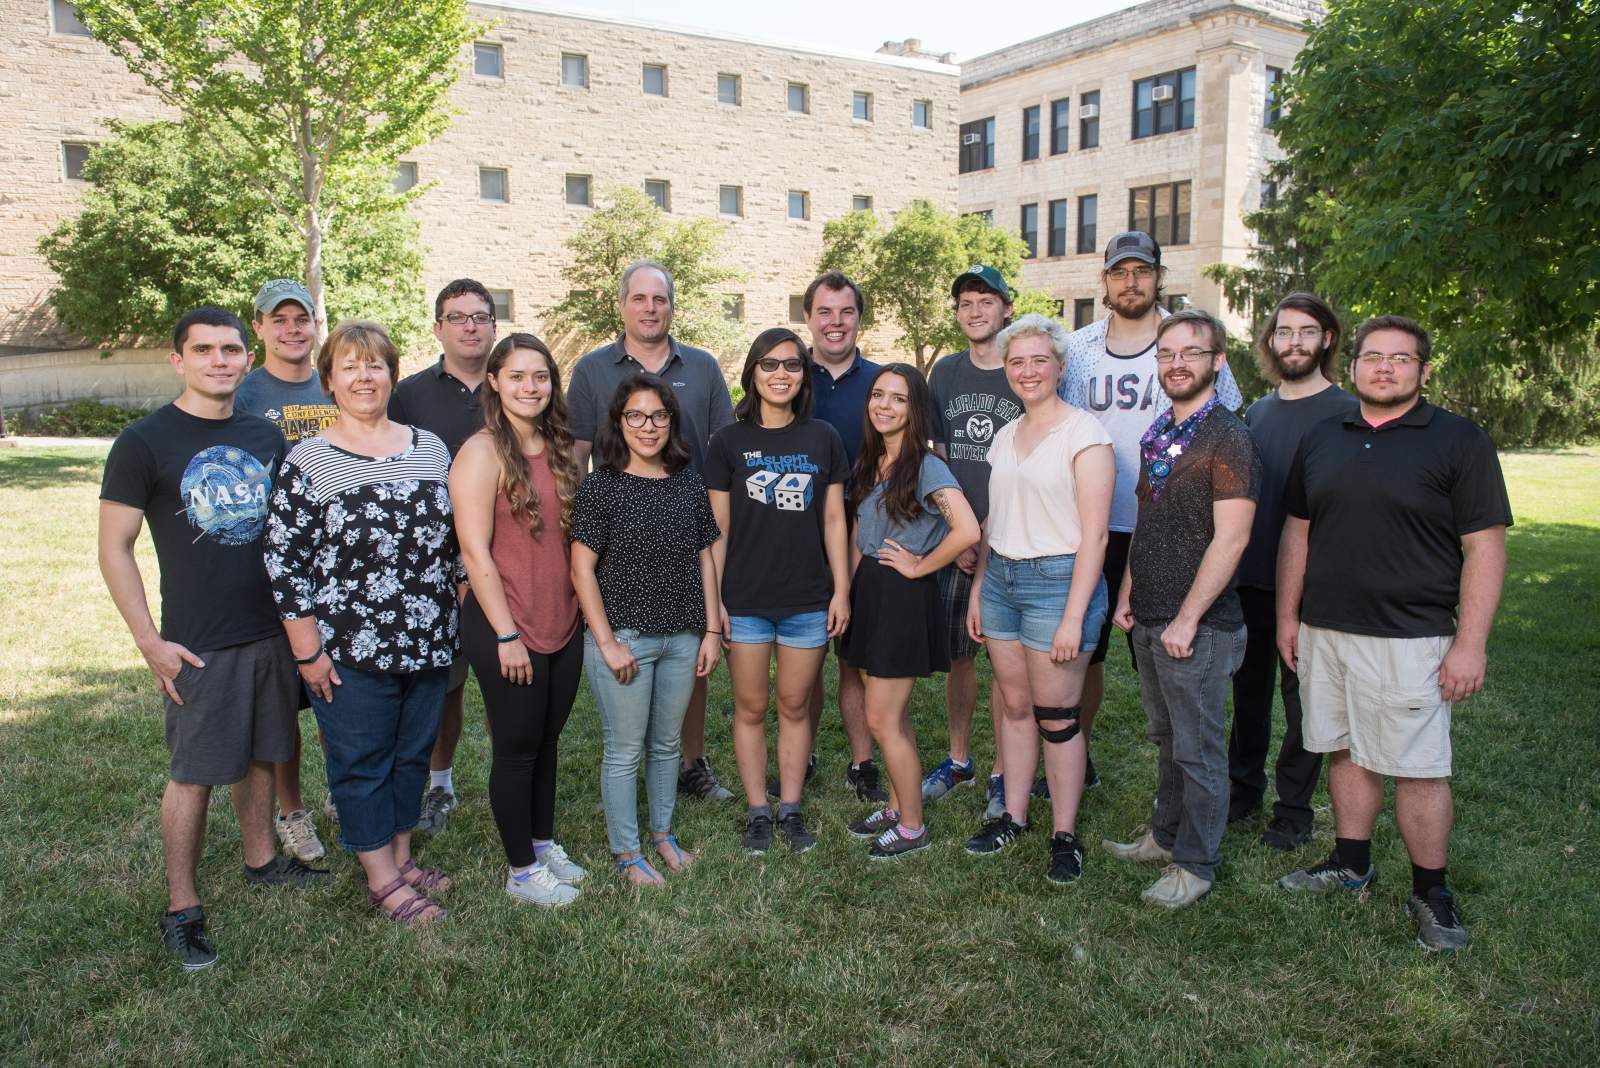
top-left (1278, 853), bottom-right (1377, 893)
top-left (679, 757), bottom-right (735, 802)
top-left (159, 906), bottom-right (218, 971)
top-left (1408, 887), bottom-right (1470, 952)
top-left (417, 786), bottom-right (458, 833)
top-left (242, 856), bottom-right (333, 888)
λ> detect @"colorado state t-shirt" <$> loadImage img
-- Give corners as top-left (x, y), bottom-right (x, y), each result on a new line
top-left (928, 350), bottom-right (1022, 524)
top-left (1083, 340), bottom-right (1161, 533)
top-left (99, 403), bottom-right (286, 651)
top-left (235, 366), bottom-right (338, 445)
top-left (704, 418), bottom-right (850, 617)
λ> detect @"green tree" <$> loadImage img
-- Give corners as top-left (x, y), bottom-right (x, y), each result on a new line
top-left (1206, 0), bottom-right (1600, 443)
top-left (39, 122), bottom-right (426, 355)
top-left (816, 210), bottom-right (882, 330)
top-left (544, 186), bottom-right (746, 359)
top-left (74, 0), bottom-right (477, 340)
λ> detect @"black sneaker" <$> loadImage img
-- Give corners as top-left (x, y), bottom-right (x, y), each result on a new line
top-left (1030, 777), bottom-right (1050, 800)
top-left (1228, 802), bottom-right (1262, 825)
top-left (1083, 753), bottom-right (1102, 790)
top-left (678, 757), bottom-right (735, 801)
top-left (964, 813), bottom-right (1029, 856)
top-left (778, 811), bottom-right (817, 853)
top-left (159, 906), bottom-right (218, 971)
top-left (1259, 816), bottom-right (1313, 852)
top-left (846, 759), bottom-right (889, 802)
top-left (848, 807), bottom-right (898, 840)
top-left (868, 824), bottom-right (932, 861)
top-left (242, 856), bottom-right (333, 888)
top-left (742, 813), bottom-right (775, 854)
top-left (766, 753), bottom-right (819, 800)
top-left (1046, 831), bottom-right (1085, 885)
top-left (1408, 886), bottom-right (1470, 952)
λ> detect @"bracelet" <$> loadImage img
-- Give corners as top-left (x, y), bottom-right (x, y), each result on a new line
top-left (293, 643), bottom-right (324, 665)
top-left (496, 630), bottom-right (521, 644)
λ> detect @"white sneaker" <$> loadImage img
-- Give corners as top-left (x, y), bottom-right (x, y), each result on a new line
top-left (542, 842), bottom-right (588, 885)
top-left (321, 794), bottom-right (340, 825)
top-left (506, 865), bottom-right (580, 908)
top-left (275, 808), bottom-right (327, 862)
top-left (1141, 863), bottom-right (1213, 909)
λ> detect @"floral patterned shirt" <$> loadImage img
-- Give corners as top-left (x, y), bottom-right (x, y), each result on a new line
top-left (264, 427), bottom-right (462, 673)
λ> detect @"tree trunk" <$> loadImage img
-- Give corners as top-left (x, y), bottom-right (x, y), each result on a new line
top-left (304, 204), bottom-right (327, 347)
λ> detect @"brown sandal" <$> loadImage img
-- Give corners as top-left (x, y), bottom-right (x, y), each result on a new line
top-left (368, 877), bottom-right (446, 926)
top-left (397, 858), bottom-right (453, 895)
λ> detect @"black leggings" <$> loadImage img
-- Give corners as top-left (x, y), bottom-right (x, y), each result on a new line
top-left (461, 592), bottom-right (583, 868)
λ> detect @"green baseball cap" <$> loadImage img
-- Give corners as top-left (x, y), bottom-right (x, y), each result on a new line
top-left (951, 264), bottom-right (1014, 303)
top-left (253, 278), bottom-right (314, 318)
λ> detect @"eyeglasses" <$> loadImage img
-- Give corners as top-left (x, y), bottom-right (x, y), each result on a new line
top-left (1273, 326), bottom-right (1324, 342)
top-left (1106, 266), bottom-right (1156, 282)
top-left (757, 358), bottom-right (805, 373)
top-left (440, 312), bottom-right (494, 326)
top-left (622, 409), bottom-right (673, 428)
top-left (1154, 347), bottom-right (1214, 365)
top-left (1356, 352), bottom-right (1421, 367)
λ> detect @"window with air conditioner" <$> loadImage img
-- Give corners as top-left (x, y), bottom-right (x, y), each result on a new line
top-left (959, 116), bottom-right (995, 173)
top-left (1132, 68), bottom-right (1195, 139)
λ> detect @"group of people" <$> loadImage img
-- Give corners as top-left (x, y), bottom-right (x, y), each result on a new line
top-left (97, 229), bottom-right (1510, 972)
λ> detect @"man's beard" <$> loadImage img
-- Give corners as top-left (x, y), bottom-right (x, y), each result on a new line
top-left (1109, 288), bottom-right (1157, 320)
top-left (1271, 345), bottom-right (1321, 382)
top-left (1353, 377), bottom-right (1422, 411)
top-left (1161, 361), bottom-right (1218, 404)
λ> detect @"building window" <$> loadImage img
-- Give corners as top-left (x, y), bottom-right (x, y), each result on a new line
top-left (964, 209), bottom-right (995, 226)
top-left (1050, 98), bottom-right (1070, 154)
top-left (852, 195), bottom-right (873, 212)
top-left (1077, 195), bottom-right (1098, 254)
top-left (479, 166), bottom-right (508, 203)
top-left (913, 99), bottom-right (932, 129)
top-left (488, 289), bottom-right (514, 324)
top-left (474, 42), bottom-right (503, 79)
top-left (788, 295), bottom-right (805, 322)
top-left (787, 82), bottom-right (809, 114)
top-left (561, 53), bottom-right (588, 88)
top-left (1020, 203), bottom-right (1038, 259)
top-left (723, 295), bottom-right (745, 322)
top-left (52, 1), bottom-right (90, 35)
top-left (853, 92), bottom-right (873, 122)
top-left (644, 179), bottom-right (670, 212)
top-left (61, 142), bottom-right (92, 181)
top-left (959, 116), bottom-right (995, 174)
top-left (1079, 90), bottom-right (1100, 149)
top-left (1021, 105), bottom-right (1041, 162)
top-left (719, 185), bottom-right (743, 217)
top-left (1047, 199), bottom-right (1068, 257)
top-left (788, 190), bottom-right (810, 221)
top-left (642, 63), bottom-right (668, 97)
top-left (563, 173), bottom-right (591, 207)
top-left (1053, 300), bottom-right (1066, 318)
top-left (1128, 181), bottom-right (1192, 246)
top-left (1265, 66), bottom-right (1284, 128)
top-left (393, 161), bottom-right (417, 194)
top-left (1165, 293), bottom-right (1190, 312)
top-left (718, 73), bottom-right (741, 105)
top-left (1133, 67), bottom-right (1196, 139)
top-left (1260, 176), bottom-right (1279, 209)
top-left (1074, 299), bottom-right (1096, 329)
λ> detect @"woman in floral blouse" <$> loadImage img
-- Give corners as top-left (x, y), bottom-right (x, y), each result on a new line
top-left (264, 320), bottom-right (461, 927)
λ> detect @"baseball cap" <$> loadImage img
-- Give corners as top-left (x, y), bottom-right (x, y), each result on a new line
top-left (1103, 231), bottom-right (1161, 268)
top-left (253, 278), bottom-right (314, 318)
top-left (951, 264), bottom-right (1014, 302)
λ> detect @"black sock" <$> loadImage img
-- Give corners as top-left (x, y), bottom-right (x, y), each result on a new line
top-left (777, 801), bottom-right (801, 819)
top-left (1334, 837), bottom-right (1371, 873)
top-left (747, 805), bottom-right (770, 822)
top-left (1411, 864), bottom-right (1447, 898)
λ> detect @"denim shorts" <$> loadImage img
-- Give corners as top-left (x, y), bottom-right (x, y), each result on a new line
top-left (727, 610), bottom-right (829, 649)
top-left (980, 550), bottom-right (1108, 655)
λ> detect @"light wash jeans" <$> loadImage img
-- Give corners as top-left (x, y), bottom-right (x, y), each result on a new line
top-left (584, 628), bottom-right (700, 855)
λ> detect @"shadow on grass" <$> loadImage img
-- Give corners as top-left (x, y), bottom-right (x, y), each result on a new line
top-left (0, 447), bottom-right (108, 491)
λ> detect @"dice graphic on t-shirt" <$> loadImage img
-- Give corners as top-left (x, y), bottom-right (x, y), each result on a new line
top-left (746, 469), bottom-right (781, 504)
top-left (774, 472), bottom-right (813, 512)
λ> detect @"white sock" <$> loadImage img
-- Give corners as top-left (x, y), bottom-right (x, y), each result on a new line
top-left (431, 768), bottom-right (453, 794)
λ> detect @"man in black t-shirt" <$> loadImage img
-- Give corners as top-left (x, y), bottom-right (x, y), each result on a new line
top-left (1105, 311), bottom-right (1261, 910)
top-left (99, 307), bottom-right (330, 971)
top-left (1229, 293), bottom-right (1358, 850)
top-left (1277, 316), bottom-right (1510, 954)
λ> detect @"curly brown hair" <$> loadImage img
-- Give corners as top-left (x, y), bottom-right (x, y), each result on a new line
top-left (482, 333), bottom-right (580, 539)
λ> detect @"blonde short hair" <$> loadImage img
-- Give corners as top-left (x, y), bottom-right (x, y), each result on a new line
top-left (317, 319), bottom-right (399, 396)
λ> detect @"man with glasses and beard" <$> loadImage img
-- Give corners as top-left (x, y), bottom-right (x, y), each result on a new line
top-left (1277, 315), bottom-right (1510, 953)
top-left (1059, 233), bottom-right (1242, 790)
top-left (1229, 294), bottom-right (1357, 850)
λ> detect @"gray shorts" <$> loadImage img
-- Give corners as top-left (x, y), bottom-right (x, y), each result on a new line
top-left (165, 634), bottom-right (299, 785)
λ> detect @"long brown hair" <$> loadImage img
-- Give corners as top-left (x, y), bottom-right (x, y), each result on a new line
top-left (849, 363), bottom-right (933, 525)
top-left (482, 333), bottom-right (580, 539)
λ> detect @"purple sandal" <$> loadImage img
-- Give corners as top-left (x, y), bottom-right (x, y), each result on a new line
top-left (398, 858), bottom-right (452, 895)
top-left (368, 877), bottom-right (445, 926)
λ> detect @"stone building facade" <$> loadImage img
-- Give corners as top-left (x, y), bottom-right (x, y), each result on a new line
top-left (0, 0), bottom-right (957, 375)
top-left (958, 0), bottom-right (1322, 333)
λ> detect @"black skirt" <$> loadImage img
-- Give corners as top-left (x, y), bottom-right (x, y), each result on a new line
top-left (840, 557), bottom-right (950, 679)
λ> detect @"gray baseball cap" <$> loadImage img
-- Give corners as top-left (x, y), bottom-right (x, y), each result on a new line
top-left (1103, 231), bottom-right (1161, 268)
top-left (253, 278), bottom-right (314, 317)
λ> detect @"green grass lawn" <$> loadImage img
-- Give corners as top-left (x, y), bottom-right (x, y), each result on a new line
top-left (2, 444), bottom-right (1597, 1066)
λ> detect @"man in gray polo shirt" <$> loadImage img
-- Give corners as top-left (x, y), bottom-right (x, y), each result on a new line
top-left (568, 260), bottom-right (736, 801)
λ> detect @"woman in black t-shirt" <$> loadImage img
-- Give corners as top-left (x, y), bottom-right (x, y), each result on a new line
top-left (571, 374), bottom-right (722, 887)
top-left (705, 329), bottom-right (851, 855)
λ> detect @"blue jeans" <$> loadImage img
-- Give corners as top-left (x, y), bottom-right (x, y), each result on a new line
top-left (727, 610), bottom-right (829, 649)
top-left (584, 629), bottom-right (700, 855)
top-left (1131, 622), bottom-right (1247, 883)
top-left (308, 663), bottom-right (448, 853)
top-left (980, 550), bottom-right (1108, 654)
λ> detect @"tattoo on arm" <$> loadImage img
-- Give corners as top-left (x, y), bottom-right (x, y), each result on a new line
top-left (932, 489), bottom-right (956, 528)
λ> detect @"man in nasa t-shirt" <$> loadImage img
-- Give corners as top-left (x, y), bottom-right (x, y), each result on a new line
top-left (1057, 232), bottom-right (1242, 785)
